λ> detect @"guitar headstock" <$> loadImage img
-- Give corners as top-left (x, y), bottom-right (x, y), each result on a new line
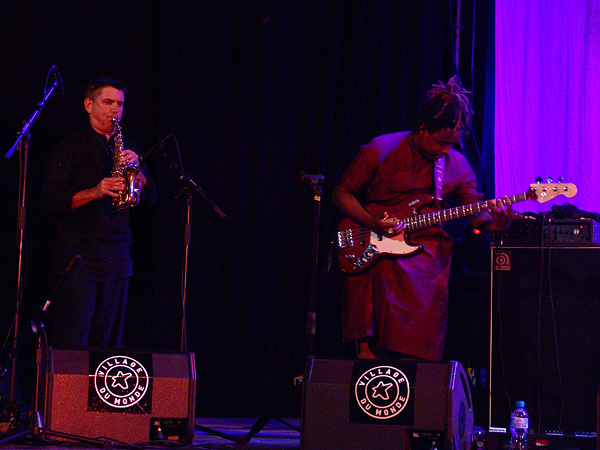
top-left (526, 180), bottom-right (577, 203)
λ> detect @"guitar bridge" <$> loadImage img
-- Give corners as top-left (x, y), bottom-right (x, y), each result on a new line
top-left (338, 229), bottom-right (354, 249)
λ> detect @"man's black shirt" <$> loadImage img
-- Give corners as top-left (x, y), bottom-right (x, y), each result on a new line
top-left (42, 126), bottom-right (156, 281)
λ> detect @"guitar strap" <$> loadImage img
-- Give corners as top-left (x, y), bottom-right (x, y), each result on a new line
top-left (434, 156), bottom-right (445, 206)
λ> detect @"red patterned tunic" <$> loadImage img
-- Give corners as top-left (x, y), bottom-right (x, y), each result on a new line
top-left (338, 131), bottom-right (485, 360)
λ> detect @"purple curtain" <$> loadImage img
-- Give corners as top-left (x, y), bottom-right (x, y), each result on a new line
top-left (495, 0), bottom-right (600, 215)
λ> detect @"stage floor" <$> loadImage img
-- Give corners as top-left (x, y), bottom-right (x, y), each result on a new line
top-left (194, 417), bottom-right (301, 449)
top-left (0, 417), bottom-right (302, 449)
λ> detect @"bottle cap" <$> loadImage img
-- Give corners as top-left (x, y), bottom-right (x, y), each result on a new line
top-left (516, 400), bottom-right (525, 408)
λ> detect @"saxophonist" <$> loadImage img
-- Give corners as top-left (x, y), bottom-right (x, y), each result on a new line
top-left (42, 77), bottom-right (156, 349)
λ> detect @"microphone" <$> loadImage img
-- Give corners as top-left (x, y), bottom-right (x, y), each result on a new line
top-left (46, 65), bottom-right (64, 95)
top-left (141, 133), bottom-right (174, 163)
top-left (300, 171), bottom-right (324, 184)
top-left (52, 66), bottom-right (64, 94)
top-left (65, 253), bottom-right (82, 272)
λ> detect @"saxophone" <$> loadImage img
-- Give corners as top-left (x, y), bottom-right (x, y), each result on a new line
top-left (111, 118), bottom-right (142, 209)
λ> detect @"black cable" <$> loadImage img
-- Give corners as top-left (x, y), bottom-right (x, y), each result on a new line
top-left (448, 0), bottom-right (484, 166)
top-left (545, 235), bottom-right (564, 431)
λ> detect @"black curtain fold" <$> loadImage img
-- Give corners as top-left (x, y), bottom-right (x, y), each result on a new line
top-left (0, 0), bottom-right (492, 418)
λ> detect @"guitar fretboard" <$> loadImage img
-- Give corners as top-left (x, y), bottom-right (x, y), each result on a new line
top-left (404, 193), bottom-right (527, 232)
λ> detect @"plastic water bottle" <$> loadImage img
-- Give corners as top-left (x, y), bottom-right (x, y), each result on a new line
top-left (509, 401), bottom-right (529, 450)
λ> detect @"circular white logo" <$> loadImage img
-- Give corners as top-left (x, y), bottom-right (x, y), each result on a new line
top-left (355, 365), bottom-right (410, 419)
top-left (93, 355), bottom-right (149, 409)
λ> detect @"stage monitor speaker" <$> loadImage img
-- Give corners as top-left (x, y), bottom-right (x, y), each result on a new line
top-left (301, 357), bottom-right (473, 450)
top-left (43, 347), bottom-right (196, 444)
top-left (490, 247), bottom-right (600, 434)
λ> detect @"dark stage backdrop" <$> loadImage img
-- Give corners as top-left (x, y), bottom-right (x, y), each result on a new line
top-left (0, 1), bottom-right (493, 418)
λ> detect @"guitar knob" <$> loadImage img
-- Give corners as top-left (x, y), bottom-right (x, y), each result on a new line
top-left (546, 176), bottom-right (553, 183)
top-left (535, 176), bottom-right (543, 183)
top-left (558, 176), bottom-right (563, 183)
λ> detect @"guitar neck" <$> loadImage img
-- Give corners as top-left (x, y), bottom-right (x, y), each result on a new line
top-left (404, 192), bottom-right (528, 232)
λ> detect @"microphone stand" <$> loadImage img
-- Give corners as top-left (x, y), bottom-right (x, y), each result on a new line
top-left (143, 139), bottom-right (227, 351)
top-left (0, 255), bottom-right (111, 447)
top-left (8, 132), bottom-right (29, 407)
top-left (4, 69), bottom-right (60, 160)
top-left (3, 67), bottom-right (61, 409)
top-left (299, 171), bottom-right (324, 357)
top-left (177, 173), bottom-right (227, 349)
top-left (233, 172), bottom-right (322, 446)
top-left (145, 139), bottom-right (242, 443)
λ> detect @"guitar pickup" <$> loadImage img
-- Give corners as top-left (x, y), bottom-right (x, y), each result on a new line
top-left (358, 226), bottom-right (367, 246)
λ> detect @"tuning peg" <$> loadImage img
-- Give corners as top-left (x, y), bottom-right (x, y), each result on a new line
top-left (558, 176), bottom-right (563, 183)
top-left (546, 176), bottom-right (553, 183)
top-left (535, 176), bottom-right (543, 183)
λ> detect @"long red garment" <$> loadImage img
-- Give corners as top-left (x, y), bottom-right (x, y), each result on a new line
top-left (338, 131), bottom-right (484, 360)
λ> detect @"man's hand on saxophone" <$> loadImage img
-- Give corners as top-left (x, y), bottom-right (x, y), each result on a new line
top-left (120, 148), bottom-right (140, 167)
top-left (120, 148), bottom-right (147, 187)
top-left (98, 176), bottom-right (126, 199)
top-left (70, 176), bottom-right (125, 209)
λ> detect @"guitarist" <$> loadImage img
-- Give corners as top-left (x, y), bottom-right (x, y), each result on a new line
top-left (332, 76), bottom-right (513, 360)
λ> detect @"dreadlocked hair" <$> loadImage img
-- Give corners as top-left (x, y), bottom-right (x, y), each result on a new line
top-left (412, 75), bottom-right (473, 134)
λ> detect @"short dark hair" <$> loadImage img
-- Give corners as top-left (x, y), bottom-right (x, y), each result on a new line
top-left (412, 75), bottom-right (473, 134)
top-left (85, 77), bottom-right (127, 101)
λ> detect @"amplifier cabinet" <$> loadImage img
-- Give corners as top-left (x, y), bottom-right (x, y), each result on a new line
top-left (490, 247), bottom-right (600, 434)
top-left (43, 348), bottom-right (196, 444)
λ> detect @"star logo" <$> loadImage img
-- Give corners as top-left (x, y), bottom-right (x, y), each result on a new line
top-left (371, 381), bottom-right (393, 400)
top-left (111, 370), bottom-right (132, 390)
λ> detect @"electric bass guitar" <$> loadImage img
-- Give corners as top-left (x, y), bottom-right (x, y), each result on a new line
top-left (337, 183), bottom-right (577, 273)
